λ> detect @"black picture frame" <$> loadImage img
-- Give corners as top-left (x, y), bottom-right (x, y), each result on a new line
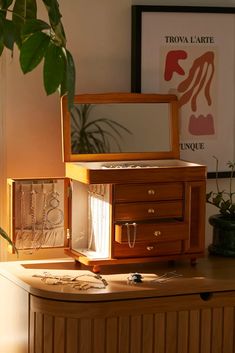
top-left (131, 5), bottom-right (235, 178)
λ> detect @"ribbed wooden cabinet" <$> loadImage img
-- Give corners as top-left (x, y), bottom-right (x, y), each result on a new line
top-left (1, 258), bottom-right (235, 353)
top-left (29, 291), bottom-right (235, 353)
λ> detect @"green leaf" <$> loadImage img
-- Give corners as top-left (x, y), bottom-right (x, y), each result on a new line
top-left (220, 200), bottom-right (230, 211)
top-left (206, 191), bottom-right (212, 202)
top-left (0, 226), bottom-right (18, 254)
top-left (60, 49), bottom-right (76, 98)
top-left (0, 15), bottom-right (3, 35)
top-left (0, 39), bottom-right (4, 55)
top-left (3, 19), bottom-right (16, 50)
top-left (59, 61), bottom-right (67, 96)
top-left (43, 42), bottom-right (65, 95)
top-left (0, 0), bottom-right (14, 9)
top-left (53, 21), bottom-right (66, 46)
top-left (64, 49), bottom-right (75, 111)
top-left (12, 0), bottom-right (37, 26)
top-left (0, 16), bottom-right (3, 54)
top-left (12, 0), bottom-right (37, 48)
top-left (227, 160), bottom-right (235, 169)
top-left (212, 194), bottom-right (222, 207)
top-left (0, 10), bottom-right (6, 21)
top-left (42, 0), bottom-right (62, 25)
top-left (20, 31), bottom-right (50, 73)
top-left (41, 0), bottom-right (65, 46)
top-left (22, 18), bottom-right (50, 37)
top-left (230, 204), bottom-right (235, 214)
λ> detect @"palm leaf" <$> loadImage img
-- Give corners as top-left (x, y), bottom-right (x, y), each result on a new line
top-left (71, 103), bottom-right (132, 153)
top-left (90, 126), bottom-right (123, 152)
top-left (0, 226), bottom-right (18, 253)
top-left (80, 132), bottom-right (95, 153)
top-left (88, 136), bottom-right (105, 153)
top-left (72, 104), bottom-right (94, 130)
top-left (85, 117), bottom-right (131, 134)
top-left (99, 119), bottom-right (127, 139)
top-left (102, 118), bottom-right (132, 135)
top-left (90, 124), bottom-right (109, 150)
top-left (71, 109), bottom-right (81, 127)
top-left (86, 134), bottom-right (105, 153)
top-left (85, 118), bottom-right (131, 145)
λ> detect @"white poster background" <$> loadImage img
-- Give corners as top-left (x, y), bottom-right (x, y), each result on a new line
top-left (141, 11), bottom-right (235, 173)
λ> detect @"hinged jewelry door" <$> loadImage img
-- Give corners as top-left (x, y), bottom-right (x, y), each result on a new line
top-left (8, 178), bottom-right (70, 252)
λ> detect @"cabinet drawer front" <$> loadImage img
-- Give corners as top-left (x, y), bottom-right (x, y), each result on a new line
top-left (115, 201), bottom-right (183, 221)
top-left (115, 182), bottom-right (183, 202)
top-left (113, 240), bottom-right (182, 258)
top-left (115, 222), bottom-right (188, 243)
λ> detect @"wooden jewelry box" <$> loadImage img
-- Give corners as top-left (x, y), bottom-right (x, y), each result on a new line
top-left (60, 93), bottom-right (206, 271)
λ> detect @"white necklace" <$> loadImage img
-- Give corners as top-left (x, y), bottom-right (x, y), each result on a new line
top-left (20, 184), bottom-right (25, 236)
top-left (30, 183), bottom-right (36, 237)
top-left (33, 272), bottom-right (108, 290)
top-left (46, 182), bottom-right (64, 228)
top-left (16, 183), bottom-right (26, 249)
top-left (126, 222), bottom-right (137, 248)
top-left (41, 183), bottom-right (47, 237)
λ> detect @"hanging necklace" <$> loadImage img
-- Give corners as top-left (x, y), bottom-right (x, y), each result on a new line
top-left (16, 183), bottom-right (26, 249)
top-left (46, 181), bottom-right (64, 228)
top-left (30, 183), bottom-right (36, 238)
top-left (126, 222), bottom-right (137, 248)
top-left (41, 183), bottom-right (47, 237)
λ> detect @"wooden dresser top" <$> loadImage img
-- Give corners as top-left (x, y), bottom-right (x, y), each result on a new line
top-left (0, 256), bottom-right (234, 302)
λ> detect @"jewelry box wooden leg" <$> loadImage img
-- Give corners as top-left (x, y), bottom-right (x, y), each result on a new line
top-left (92, 265), bottom-right (101, 273)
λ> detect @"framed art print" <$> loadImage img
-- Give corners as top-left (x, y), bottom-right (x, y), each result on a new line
top-left (131, 6), bottom-right (235, 177)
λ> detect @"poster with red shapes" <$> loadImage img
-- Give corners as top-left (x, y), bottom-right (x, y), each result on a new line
top-left (132, 7), bottom-right (235, 174)
top-left (161, 47), bottom-right (216, 139)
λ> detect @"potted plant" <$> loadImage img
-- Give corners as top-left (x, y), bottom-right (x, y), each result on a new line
top-left (0, 0), bottom-right (75, 110)
top-left (0, 1), bottom-right (75, 255)
top-left (206, 157), bottom-right (235, 256)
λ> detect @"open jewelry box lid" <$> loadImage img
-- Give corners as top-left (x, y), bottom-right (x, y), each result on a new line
top-left (61, 93), bottom-right (206, 184)
top-left (61, 92), bottom-right (180, 163)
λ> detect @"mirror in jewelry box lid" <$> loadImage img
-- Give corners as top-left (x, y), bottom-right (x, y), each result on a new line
top-left (7, 178), bottom-right (70, 253)
top-left (61, 92), bottom-right (180, 163)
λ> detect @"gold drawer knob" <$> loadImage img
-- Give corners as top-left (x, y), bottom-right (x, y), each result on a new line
top-left (148, 208), bottom-right (155, 214)
top-left (154, 231), bottom-right (161, 237)
top-left (146, 246), bottom-right (154, 251)
top-left (148, 189), bottom-right (155, 195)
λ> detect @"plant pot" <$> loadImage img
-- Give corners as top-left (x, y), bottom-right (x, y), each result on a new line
top-left (208, 214), bottom-right (235, 256)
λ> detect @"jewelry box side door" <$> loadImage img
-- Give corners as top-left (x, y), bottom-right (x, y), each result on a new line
top-left (7, 178), bottom-right (70, 255)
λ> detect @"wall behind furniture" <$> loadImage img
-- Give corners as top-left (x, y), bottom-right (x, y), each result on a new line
top-left (1, 0), bottom-right (234, 258)
top-left (3, 0), bottom-right (133, 259)
top-left (6, 0), bottom-right (235, 177)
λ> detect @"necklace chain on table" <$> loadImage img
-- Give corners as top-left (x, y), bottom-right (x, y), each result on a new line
top-left (33, 271), bottom-right (108, 290)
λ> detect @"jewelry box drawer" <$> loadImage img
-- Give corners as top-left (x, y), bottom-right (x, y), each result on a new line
top-left (114, 201), bottom-right (183, 221)
top-left (115, 221), bottom-right (188, 244)
top-left (112, 240), bottom-right (182, 258)
top-left (114, 182), bottom-right (183, 202)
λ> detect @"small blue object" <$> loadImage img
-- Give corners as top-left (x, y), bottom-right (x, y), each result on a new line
top-left (128, 272), bottom-right (143, 284)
